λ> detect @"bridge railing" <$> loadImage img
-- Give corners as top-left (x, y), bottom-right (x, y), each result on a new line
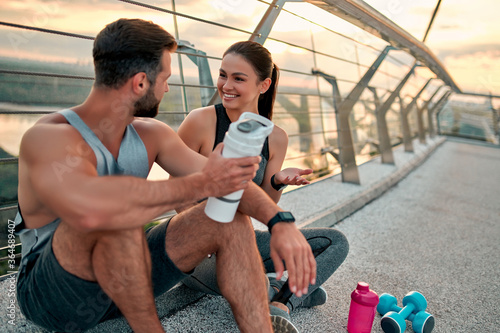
top-left (437, 94), bottom-right (499, 144)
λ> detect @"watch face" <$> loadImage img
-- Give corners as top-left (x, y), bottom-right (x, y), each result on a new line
top-left (280, 212), bottom-right (295, 221)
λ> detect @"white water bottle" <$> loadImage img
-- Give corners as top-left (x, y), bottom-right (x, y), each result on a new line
top-left (205, 112), bottom-right (274, 222)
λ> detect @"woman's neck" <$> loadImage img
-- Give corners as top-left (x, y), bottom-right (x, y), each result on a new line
top-left (224, 105), bottom-right (259, 122)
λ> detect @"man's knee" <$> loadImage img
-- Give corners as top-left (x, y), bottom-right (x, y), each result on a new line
top-left (230, 212), bottom-right (254, 233)
top-left (94, 227), bottom-right (145, 247)
top-left (217, 212), bottom-right (255, 245)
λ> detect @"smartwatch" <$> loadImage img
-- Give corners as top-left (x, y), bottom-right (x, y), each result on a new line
top-left (267, 211), bottom-right (295, 234)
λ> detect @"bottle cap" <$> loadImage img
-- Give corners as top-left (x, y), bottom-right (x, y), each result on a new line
top-left (351, 282), bottom-right (379, 307)
top-left (237, 119), bottom-right (262, 133)
top-left (357, 282), bottom-right (369, 292)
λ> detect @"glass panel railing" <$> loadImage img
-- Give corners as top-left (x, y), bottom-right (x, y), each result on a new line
top-left (438, 94), bottom-right (499, 144)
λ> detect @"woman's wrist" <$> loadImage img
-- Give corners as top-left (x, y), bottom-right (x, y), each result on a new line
top-left (270, 174), bottom-right (287, 191)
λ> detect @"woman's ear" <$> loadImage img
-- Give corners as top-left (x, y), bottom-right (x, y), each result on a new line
top-left (132, 72), bottom-right (149, 95)
top-left (259, 77), bottom-right (272, 94)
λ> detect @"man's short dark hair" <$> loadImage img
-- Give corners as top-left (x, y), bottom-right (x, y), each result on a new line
top-left (93, 18), bottom-right (177, 89)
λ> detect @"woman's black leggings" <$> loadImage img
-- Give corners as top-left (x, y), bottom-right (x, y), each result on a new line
top-left (182, 227), bottom-right (349, 311)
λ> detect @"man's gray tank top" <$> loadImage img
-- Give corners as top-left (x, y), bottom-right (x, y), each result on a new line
top-left (15, 109), bottom-right (149, 270)
top-left (213, 104), bottom-right (269, 186)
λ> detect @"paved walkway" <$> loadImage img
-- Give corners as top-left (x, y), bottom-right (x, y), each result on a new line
top-left (2, 136), bottom-right (499, 332)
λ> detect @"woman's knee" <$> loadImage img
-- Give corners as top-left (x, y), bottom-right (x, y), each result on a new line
top-left (303, 228), bottom-right (349, 258)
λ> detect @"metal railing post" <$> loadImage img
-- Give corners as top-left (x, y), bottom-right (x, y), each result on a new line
top-left (434, 90), bottom-right (453, 135)
top-left (276, 95), bottom-right (311, 152)
top-left (418, 85), bottom-right (444, 143)
top-left (313, 45), bottom-right (395, 184)
top-left (368, 87), bottom-right (381, 110)
top-left (375, 63), bottom-right (417, 164)
top-left (177, 41), bottom-right (215, 107)
top-left (488, 94), bottom-right (499, 140)
top-left (400, 78), bottom-right (433, 151)
top-left (425, 86), bottom-right (446, 137)
top-left (399, 94), bottom-right (413, 152)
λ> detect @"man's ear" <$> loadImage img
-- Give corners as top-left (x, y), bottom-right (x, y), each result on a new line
top-left (132, 72), bottom-right (149, 95)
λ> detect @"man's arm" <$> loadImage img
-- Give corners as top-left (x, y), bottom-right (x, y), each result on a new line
top-left (21, 123), bottom-right (259, 232)
top-left (236, 183), bottom-right (317, 297)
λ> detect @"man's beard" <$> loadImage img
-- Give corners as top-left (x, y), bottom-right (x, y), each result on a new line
top-left (134, 86), bottom-right (160, 118)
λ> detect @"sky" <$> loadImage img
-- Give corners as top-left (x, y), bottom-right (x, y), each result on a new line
top-left (0, 0), bottom-right (498, 96)
top-left (362, 0), bottom-right (500, 96)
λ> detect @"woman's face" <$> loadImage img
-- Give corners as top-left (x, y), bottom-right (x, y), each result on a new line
top-left (217, 53), bottom-right (269, 113)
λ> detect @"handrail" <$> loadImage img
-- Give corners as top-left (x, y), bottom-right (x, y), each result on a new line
top-left (306, 0), bottom-right (461, 92)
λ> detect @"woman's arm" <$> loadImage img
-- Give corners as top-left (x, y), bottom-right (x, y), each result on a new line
top-left (262, 126), bottom-right (312, 203)
top-left (177, 106), bottom-right (216, 157)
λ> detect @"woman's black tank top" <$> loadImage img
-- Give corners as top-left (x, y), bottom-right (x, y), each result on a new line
top-left (213, 104), bottom-right (269, 186)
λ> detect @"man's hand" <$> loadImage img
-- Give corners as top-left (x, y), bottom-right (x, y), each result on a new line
top-left (269, 223), bottom-right (317, 297)
top-left (201, 143), bottom-right (261, 198)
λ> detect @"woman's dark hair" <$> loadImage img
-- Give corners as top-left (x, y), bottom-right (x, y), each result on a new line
top-left (93, 19), bottom-right (177, 89)
top-left (223, 41), bottom-right (279, 120)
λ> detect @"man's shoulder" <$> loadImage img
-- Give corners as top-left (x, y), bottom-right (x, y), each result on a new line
top-left (23, 115), bottom-right (77, 142)
top-left (132, 117), bottom-right (173, 134)
top-left (131, 117), bottom-right (179, 149)
top-left (20, 121), bottom-right (85, 166)
top-left (36, 111), bottom-right (68, 125)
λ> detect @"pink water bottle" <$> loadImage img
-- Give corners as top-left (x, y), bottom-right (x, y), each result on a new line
top-left (347, 282), bottom-right (379, 333)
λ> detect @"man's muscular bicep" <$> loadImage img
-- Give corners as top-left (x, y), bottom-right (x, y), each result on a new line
top-left (152, 121), bottom-right (207, 177)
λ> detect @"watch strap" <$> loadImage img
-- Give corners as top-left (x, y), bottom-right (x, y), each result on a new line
top-left (271, 174), bottom-right (288, 191)
top-left (267, 212), bottom-right (295, 234)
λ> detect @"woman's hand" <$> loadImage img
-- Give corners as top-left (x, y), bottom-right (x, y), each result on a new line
top-left (274, 167), bottom-right (313, 186)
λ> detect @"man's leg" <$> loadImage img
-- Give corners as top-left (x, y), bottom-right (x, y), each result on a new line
top-left (163, 203), bottom-right (273, 333)
top-left (52, 222), bottom-right (163, 333)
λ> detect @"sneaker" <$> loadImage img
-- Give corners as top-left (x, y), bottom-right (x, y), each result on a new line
top-left (267, 273), bottom-right (286, 301)
top-left (270, 305), bottom-right (299, 333)
top-left (298, 286), bottom-right (328, 308)
top-left (267, 273), bottom-right (328, 308)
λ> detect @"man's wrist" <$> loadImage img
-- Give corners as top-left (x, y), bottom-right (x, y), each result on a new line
top-left (267, 211), bottom-right (295, 234)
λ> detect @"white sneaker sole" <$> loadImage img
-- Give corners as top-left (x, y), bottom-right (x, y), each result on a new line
top-left (271, 315), bottom-right (300, 333)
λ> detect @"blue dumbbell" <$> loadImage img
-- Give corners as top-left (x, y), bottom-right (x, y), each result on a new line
top-left (377, 292), bottom-right (435, 333)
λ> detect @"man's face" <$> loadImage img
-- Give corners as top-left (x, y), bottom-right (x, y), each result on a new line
top-left (134, 84), bottom-right (160, 118)
top-left (134, 50), bottom-right (172, 118)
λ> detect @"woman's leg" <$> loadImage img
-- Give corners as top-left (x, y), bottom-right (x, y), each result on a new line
top-left (182, 227), bottom-right (349, 311)
top-left (181, 254), bottom-right (221, 295)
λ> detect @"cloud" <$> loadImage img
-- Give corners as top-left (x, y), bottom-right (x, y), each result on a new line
top-left (436, 44), bottom-right (500, 60)
top-left (441, 49), bottom-right (500, 93)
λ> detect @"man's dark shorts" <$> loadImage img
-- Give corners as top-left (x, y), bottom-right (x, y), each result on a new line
top-left (16, 218), bottom-right (189, 332)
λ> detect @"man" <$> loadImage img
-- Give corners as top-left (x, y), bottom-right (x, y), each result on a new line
top-left (14, 18), bottom-right (316, 332)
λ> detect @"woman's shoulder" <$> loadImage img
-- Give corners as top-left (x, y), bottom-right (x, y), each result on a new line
top-left (184, 105), bottom-right (217, 124)
top-left (177, 105), bottom-right (217, 141)
top-left (268, 123), bottom-right (288, 159)
top-left (270, 124), bottom-right (288, 144)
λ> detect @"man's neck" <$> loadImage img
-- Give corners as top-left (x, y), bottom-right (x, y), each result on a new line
top-left (73, 87), bottom-right (135, 155)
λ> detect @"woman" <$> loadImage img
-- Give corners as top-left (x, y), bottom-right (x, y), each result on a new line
top-left (177, 41), bottom-right (348, 331)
